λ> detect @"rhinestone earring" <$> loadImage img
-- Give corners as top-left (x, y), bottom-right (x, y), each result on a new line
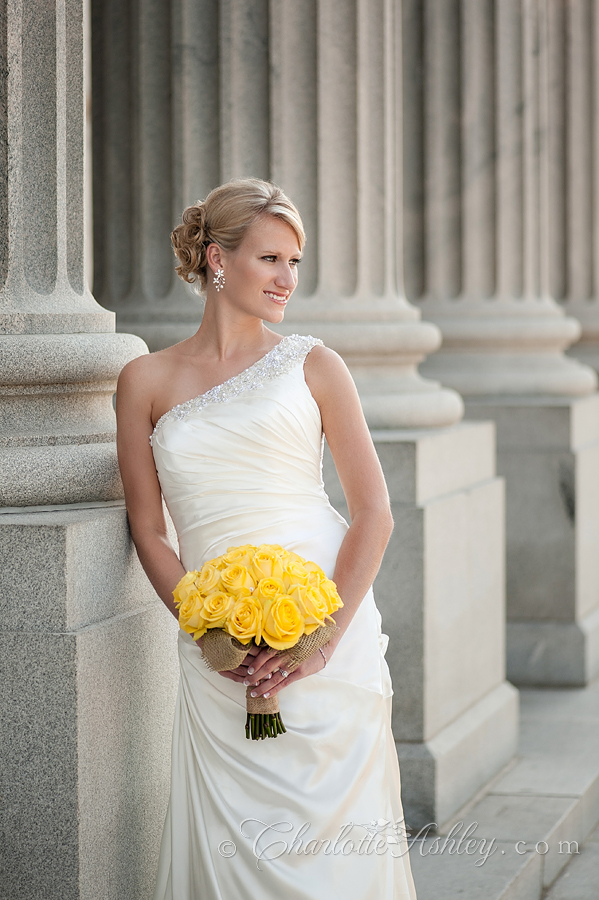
top-left (213, 267), bottom-right (226, 292)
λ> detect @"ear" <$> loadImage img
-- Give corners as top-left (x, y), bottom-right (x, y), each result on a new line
top-left (206, 242), bottom-right (224, 273)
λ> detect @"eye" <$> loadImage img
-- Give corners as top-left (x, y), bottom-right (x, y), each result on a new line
top-left (290, 258), bottom-right (302, 267)
top-left (261, 255), bottom-right (277, 262)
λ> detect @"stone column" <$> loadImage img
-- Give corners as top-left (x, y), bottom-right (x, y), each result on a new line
top-left (91, 0), bottom-right (217, 348)
top-left (271, 0), bottom-right (517, 829)
top-left (563, 0), bottom-right (599, 371)
top-left (414, 0), bottom-right (599, 686)
top-left (271, 0), bottom-right (463, 429)
top-left (0, 2), bottom-right (178, 897)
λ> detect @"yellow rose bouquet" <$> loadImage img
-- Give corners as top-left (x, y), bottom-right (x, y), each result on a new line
top-left (173, 544), bottom-right (343, 740)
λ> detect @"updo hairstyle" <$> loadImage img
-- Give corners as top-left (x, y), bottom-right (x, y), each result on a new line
top-left (171, 178), bottom-right (306, 293)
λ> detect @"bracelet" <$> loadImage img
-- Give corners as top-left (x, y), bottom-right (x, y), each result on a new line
top-left (319, 647), bottom-right (328, 668)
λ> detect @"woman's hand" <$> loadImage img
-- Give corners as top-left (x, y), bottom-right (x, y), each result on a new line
top-left (197, 640), bottom-right (265, 685)
top-left (216, 642), bottom-right (329, 697)
top-left (246, 649), bottom-right (327, 698)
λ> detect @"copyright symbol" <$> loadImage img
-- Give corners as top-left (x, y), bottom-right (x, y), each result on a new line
top-left (218, 840), bottom-right (237, 858)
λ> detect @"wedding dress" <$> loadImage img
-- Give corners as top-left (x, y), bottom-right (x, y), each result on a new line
top-left (149, 334), bottom-right (417, 900)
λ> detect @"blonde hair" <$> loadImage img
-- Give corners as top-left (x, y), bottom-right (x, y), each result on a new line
top-left (171, 178), bottom-right (306, 292)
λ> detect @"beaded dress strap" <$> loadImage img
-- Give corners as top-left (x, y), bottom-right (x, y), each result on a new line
top-left (149, 334), bottom-right (323, 445)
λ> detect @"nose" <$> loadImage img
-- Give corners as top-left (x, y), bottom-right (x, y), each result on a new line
top-left (274, 262), bottom-right (298, 291)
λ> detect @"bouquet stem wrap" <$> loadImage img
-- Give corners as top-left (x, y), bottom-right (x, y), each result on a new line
top-left (173, 544), bottom-right (344, 741)
top-left (201, 622), bottom-right (339, 739)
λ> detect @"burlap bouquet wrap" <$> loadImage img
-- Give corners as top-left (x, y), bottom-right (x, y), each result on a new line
top-left (173, 544), bottom-right (344, 740)
top-left (201, 622), bottom-right (339, 736)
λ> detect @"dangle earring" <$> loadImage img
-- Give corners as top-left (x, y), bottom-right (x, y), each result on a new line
top-left (213, 268), bottom-right (226, 292)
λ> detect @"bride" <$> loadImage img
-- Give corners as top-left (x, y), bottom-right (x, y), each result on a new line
top-left (116, 178), bottom-right (417, 899)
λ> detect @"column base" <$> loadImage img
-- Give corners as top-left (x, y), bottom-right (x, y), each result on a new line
top-left (506, 606), bottom-right (599, 686)
top-left (567, 340), bottom-right (599, 376)
top-left (0, 505), bottom-right (179, 900)
top-left (324, 420), bottom-right (518, 829)
top-left (464, 394), bottom-right (599, 687)
top-left (396, 681), bottom-right (519, 830)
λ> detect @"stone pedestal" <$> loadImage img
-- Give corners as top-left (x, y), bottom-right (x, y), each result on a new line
top-left (324, 422), bottom-right (519, 829)
top-left (0, 506), bottom-right (179, 900)
top-left (402, 0), bottom-right (599, 685)
top-left (465, 395), bottom-right (599, 687)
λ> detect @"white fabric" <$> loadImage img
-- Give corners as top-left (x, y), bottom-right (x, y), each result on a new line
top-left (150, 335), bottom-right (417, 899)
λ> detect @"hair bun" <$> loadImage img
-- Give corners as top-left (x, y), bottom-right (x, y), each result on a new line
top-left (171, 202), bottom-right (210, 287)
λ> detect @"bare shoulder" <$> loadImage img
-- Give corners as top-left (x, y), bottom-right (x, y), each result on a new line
top-left (116, 350), bottom-right (177, 426)
top-left (304, 343), bottom-right (358, 407)
top-left (118, 345), bottom-right (181, 396)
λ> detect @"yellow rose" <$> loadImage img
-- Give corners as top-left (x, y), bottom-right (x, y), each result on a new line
top-left (226, 595), bottom-right (263, 645)
top-left (282, 561), bottom-right (309, 591)
top-left (196, 563), bottom-right (221, 594)
top-left (173, 570), bottom-right (201, 607)
top-left (287, 550), bottom-right (307, 567)
top-left (306, 570), bottom-right (324, 590)
top-left (220, 564), bottom-right (255, 594)
top-left (304, 560), bottom-right (327, 580)
top-left (201, 591), bottom-right (235, 627)
top-left (289, 583), bottom-right (331, 634)
top-left (254, 577), bottom-right (286, 603)
top-left (319, 578), bottom-right (344, 614)
top-left (268, 544), bottom-right (291, 562)
top-left (178, 589), bottom-right (208, 638)
top-left (251, 546), bottom-right (285, 582)
top-left (262, 594), bottom-right (305, 650)
top-left (223, 544), bottom-right (255, 568)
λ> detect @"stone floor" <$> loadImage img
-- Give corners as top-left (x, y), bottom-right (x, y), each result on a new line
top-left (408, 677), bottom-right (599, 900)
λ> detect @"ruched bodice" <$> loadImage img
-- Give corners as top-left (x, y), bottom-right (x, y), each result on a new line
top-left (151, 335), bottom-right (348, 575)
top-left (150, 334), bottom-right (417, 900)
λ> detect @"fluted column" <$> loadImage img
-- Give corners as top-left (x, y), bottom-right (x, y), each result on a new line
top-left (410, 0), bottom-right (599, 688)
top-left (416, 0), bottom-right (596, 396)
top-left (270, 0), bottom-right (463, 428)
top-left (563, 0), bottom-right (599, 370)
top-left (0, 0), bottom-right (144, 507)
top-left (91, 0), bottom-right (216, 348)
top-left (271, 0), bottom-right (516, 828)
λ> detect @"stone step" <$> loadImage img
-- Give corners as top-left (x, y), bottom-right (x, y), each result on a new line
top-left (407, 678), bottom-right (599, 899)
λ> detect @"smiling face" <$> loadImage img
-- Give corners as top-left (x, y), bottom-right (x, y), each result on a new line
top-left (206, 214), bottom-right (302, 323)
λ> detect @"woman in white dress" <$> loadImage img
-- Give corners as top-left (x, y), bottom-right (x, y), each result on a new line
top-left (116, 178), bottom-right (417, 900)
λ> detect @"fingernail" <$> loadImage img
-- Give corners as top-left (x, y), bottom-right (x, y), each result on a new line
top-left (263, 692), bottom-right (270, 698)
top-left (250, 691), bottom-right (257, 697)
top-left (248, 667), bottom-right (254, 675)
top-left (243, 680), bottom-right (249, 686)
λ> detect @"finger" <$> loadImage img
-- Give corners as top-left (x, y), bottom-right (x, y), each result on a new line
top-left (249, 665), bottom-right (299, 697)
top-left (246, 647), bottom-right (281, 680)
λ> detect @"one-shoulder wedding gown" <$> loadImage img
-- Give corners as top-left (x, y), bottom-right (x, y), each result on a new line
top-left (150, 334), bottom-right (417, 900)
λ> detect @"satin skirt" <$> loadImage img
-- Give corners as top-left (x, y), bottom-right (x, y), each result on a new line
top-left (152, 590), bottom-right (417, 900)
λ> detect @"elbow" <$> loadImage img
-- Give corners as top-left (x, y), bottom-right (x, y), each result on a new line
top-left (382, 505), bottom-right (394, 541)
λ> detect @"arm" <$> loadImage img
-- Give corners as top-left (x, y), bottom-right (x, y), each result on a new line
top-left (115, 357), bottom-right (186, 618)
top-left (307, 346), bottom-right (394, 655)
top-left (246, 346), bottom-right (393, 691)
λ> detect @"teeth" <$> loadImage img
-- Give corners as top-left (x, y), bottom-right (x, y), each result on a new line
top-left (265, 292), bottom-right (286, 301)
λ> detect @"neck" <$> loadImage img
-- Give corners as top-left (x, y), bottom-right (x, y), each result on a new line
top-left (191, 293), bottom-right (274, 361)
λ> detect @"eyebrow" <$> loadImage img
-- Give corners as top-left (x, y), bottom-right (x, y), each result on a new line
top-left (260, 250), bottom-right (303, 257)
